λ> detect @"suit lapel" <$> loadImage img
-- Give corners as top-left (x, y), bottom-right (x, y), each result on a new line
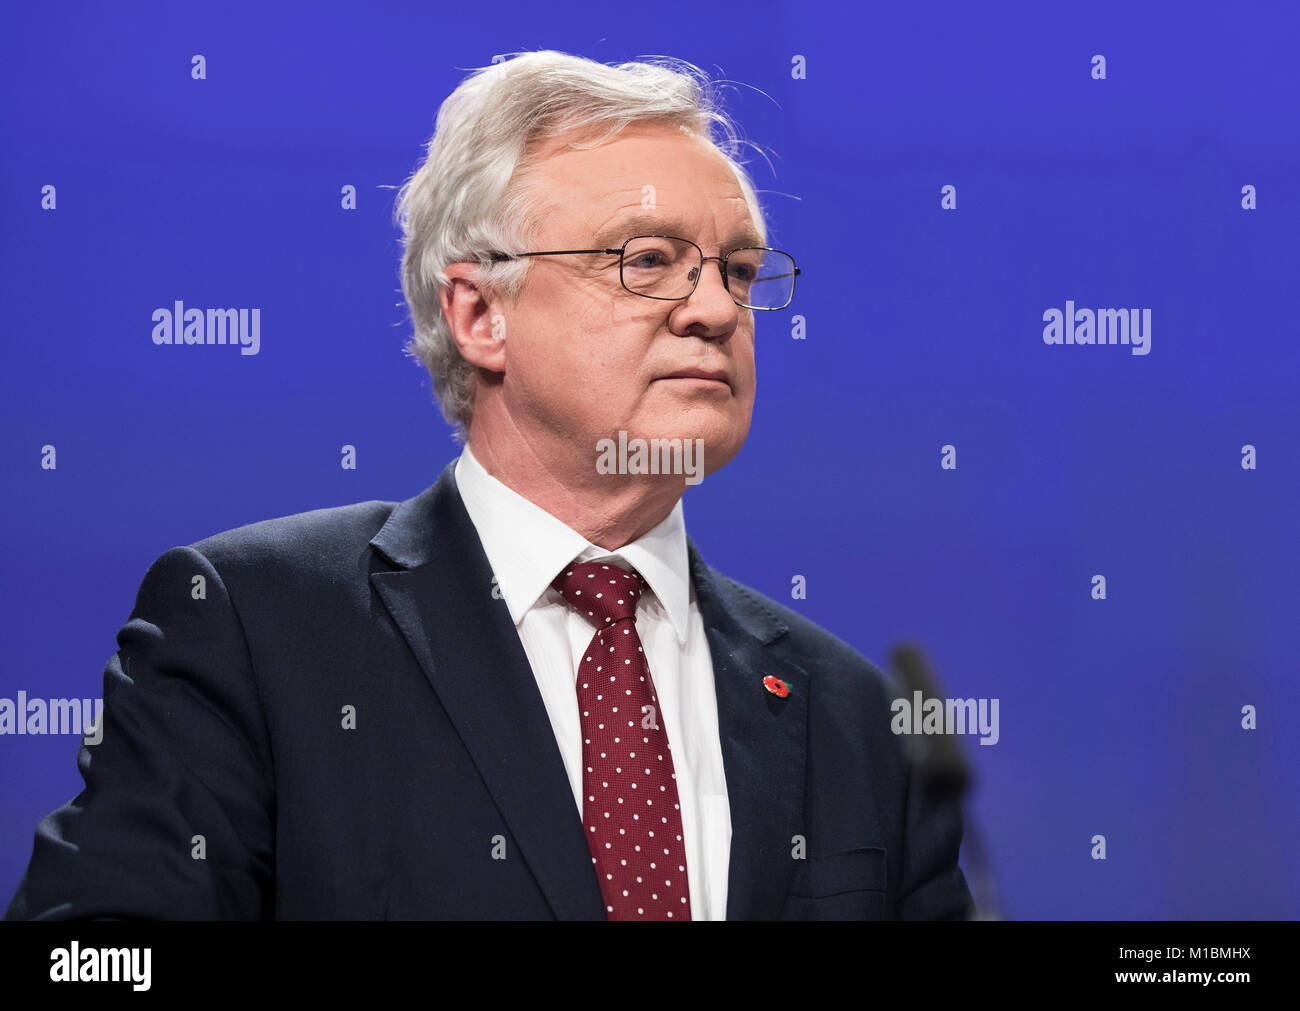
top-left (689, 541), bottom-right (809, 920)
top-left (366, 463), bottom-right (808, 921)
top-left (368, 463), bottom-right (606, 920)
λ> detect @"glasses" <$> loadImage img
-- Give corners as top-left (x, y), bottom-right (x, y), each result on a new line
top-left (487, 235), bottom-right (800, 310)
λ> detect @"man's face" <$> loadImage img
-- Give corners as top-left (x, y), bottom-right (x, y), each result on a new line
top-left (493, 122), bottom-right (759, 480)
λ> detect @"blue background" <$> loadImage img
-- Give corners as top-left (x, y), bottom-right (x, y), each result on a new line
top-left (2, 0), bottom-right (1297, 919)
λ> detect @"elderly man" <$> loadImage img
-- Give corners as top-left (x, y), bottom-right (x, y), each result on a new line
top-left (6, 50), bottom-right (973, 921)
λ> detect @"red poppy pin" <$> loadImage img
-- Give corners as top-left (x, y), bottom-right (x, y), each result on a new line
top-left (763, 675), bottom-right (790, 698)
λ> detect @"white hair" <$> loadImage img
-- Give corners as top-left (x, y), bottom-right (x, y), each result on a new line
top-left (393, 49), bottom-right (770, 442)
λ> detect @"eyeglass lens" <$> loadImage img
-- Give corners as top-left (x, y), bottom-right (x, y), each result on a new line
top-left (621, 236), bottom-right (795, 309)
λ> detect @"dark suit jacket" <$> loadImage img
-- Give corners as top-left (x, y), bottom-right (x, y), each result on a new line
top-left (6, 462), bottom-right (973, 920)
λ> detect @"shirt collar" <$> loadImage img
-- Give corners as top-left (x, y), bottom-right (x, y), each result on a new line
top-left (454, 444), bottom-right (692, 644)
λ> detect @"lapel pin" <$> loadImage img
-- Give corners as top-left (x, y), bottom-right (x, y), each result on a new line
top-left (762, 675), bottom-right (790, 698)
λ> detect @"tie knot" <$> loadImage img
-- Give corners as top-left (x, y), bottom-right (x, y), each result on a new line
top-left (552, 561), bottom-right (647, 629)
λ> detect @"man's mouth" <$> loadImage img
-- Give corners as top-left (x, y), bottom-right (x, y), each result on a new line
top-left (658, 369), bottom-right (730, 387)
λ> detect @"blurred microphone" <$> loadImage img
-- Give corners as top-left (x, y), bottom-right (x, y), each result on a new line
top-left (889, 643), bottom-right (971, 799)
top-left (888, 641), bottom-right (1002, 920)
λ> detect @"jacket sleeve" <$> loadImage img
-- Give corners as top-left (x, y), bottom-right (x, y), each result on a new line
top-left (4, 545), bottom-right (276, 920)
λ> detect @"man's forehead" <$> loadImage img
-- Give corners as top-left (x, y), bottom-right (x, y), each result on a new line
top-left (527, 126), bottom-right (759, 246)
top-left (586, 204), bottom-right (762, 250)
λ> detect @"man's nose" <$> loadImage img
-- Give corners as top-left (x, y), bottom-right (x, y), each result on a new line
top-left (688, 257), bottom-right (739, 309)
top-left (675, 258), bottom-right (740, 340)
top-left (696, 257), bottom-right (727, 290)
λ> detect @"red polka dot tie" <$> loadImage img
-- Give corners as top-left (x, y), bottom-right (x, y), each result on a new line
top-left (552, 561), bottom-right (692, 921)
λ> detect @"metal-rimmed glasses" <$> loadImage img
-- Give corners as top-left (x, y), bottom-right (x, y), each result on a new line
top-left (487, 234), bottom-right (800, 310)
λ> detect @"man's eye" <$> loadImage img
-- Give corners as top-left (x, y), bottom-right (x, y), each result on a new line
top-left (626, 252), bottom-right (667, 269)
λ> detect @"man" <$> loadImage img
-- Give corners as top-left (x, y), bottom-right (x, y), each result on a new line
top-left (6, 50), bottom-right (973, 920)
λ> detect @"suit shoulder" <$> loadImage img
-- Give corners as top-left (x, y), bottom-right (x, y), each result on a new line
top-left (187, 498), bottom-right (399, 573)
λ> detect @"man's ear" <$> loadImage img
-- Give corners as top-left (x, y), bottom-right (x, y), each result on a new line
top-left (440, 262), bottom-right (508, 373)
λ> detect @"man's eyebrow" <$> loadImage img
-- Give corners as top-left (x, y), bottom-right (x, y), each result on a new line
top-left (591, 215), bottom-right (764, 251)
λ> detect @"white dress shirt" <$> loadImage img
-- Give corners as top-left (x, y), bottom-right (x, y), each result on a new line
top-left (454, 445), bottom-right (731, 920)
